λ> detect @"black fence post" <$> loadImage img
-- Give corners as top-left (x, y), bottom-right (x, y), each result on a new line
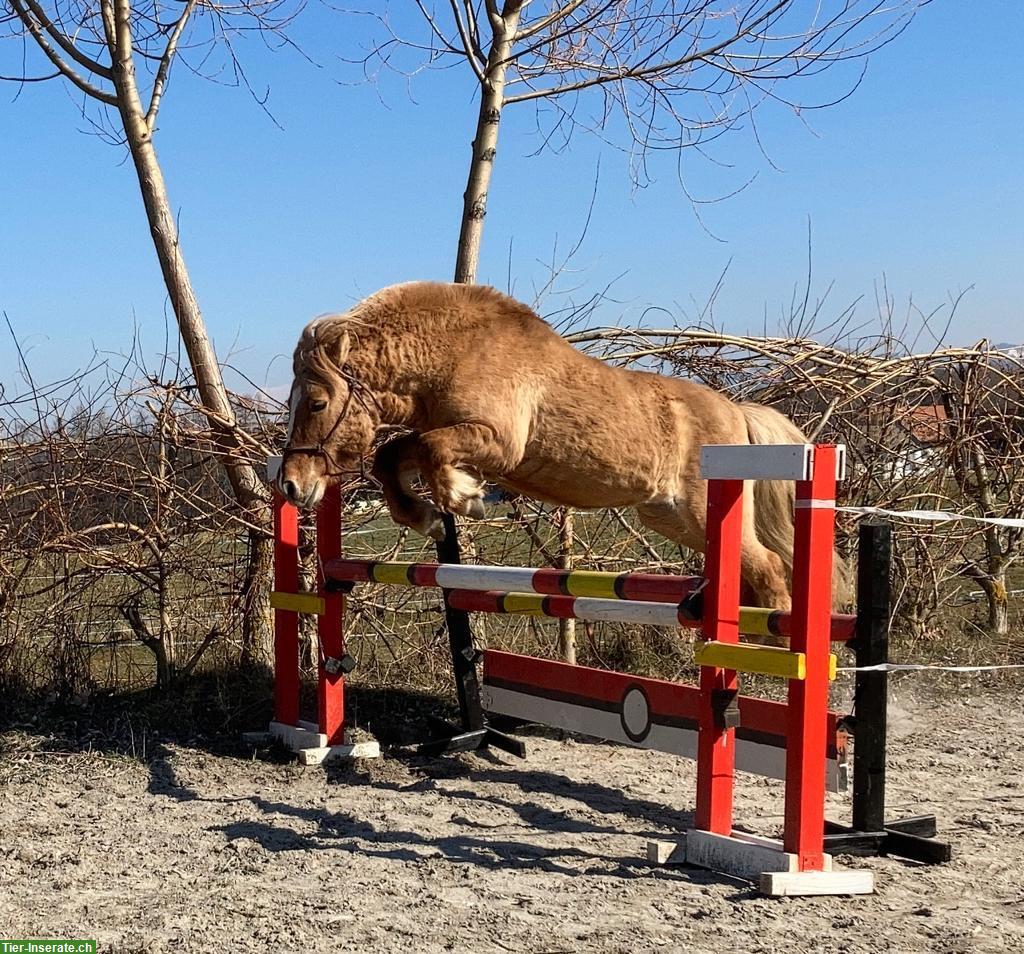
top-left (823, 520), bottom-right (951, 863)
top-left (417, 513), bottom-right (525, 758)
top-left (852, 522), bottom-right (890, 834)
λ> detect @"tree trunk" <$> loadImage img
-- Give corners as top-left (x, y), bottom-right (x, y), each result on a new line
top-left (154, 637), bottom-right (173, 691)
top-left (961, 560), bottom-right (1010, 637)
top-left (122, 131), bottom-right (262, 508)
top-left (240, 527), bottom-right (275, 667)
top-left (123, 133), bottom-right (274, 665)
top-left (984, 568), bottom-right (1010, 636)
top-left (106, 11), bottom-right (273, 666)
top-left (453, 6), bottom-right (523, 284)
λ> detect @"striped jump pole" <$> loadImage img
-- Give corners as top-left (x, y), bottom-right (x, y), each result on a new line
top-left (324, 560), bottom-right (857, 643)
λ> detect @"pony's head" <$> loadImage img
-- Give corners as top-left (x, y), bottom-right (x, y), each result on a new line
top-left (278, 318), bottom-right (377, 508)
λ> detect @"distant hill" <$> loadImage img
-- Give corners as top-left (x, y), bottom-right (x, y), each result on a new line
top-left (993, 343), bottom-right (1024, 358)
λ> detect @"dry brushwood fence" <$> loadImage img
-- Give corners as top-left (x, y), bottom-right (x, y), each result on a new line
top-left (0, 359), bottom-right (278, 697)
top-left (1, 332), bottom-right (1022, 702)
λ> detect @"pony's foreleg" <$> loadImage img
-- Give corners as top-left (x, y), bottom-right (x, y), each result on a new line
top-left (371, 435), bottom-right (445, 540)
top-left (418, 423), bottom-right (511, 520)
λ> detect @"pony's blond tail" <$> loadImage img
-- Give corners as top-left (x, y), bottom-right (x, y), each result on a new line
top-left (741, 404), bottom-right (854, 610)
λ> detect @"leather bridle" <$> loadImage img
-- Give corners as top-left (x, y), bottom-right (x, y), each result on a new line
top-left (281, 363), bottom-right (382, 479)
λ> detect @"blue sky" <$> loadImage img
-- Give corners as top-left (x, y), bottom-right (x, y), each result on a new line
top-left (2, 0), bottom-right (1022, 396)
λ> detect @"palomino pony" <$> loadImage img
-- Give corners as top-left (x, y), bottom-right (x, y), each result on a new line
top-left (279, 281), bottom-right (847, 610)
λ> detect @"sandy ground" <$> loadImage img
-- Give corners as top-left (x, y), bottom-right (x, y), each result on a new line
top-left (2, 684), bottom-right (1023, 954)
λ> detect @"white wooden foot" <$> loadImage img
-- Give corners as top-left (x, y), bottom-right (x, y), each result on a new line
top-left (297, 740), bottom-right (382, 765)
top-left (265, 722), bottom-right (382, 763)
top-left (760, 869), bottom-right (875, 896)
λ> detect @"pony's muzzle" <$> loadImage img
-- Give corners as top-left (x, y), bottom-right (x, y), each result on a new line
top-left (280, 477), bottom-right (325, 510)
top-left (279, 455), bottom-right (327, 509)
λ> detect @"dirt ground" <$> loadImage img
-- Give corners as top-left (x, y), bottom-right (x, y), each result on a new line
top-left (2, 682), bottom-right (1023, 954)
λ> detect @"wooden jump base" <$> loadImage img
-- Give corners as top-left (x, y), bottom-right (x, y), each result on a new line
top-left (264, 443), bottom-right (949, 893)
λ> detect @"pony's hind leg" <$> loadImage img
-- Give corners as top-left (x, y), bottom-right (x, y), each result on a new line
top-left (739, 481), bottom-right (791, 613)
top-left (635, 487), bottom-right (792, 615)
top-left (739, 535), bottom-right (791, 614)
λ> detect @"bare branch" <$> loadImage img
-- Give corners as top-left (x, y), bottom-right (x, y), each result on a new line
top-left (514, 0), bottom-right (592, 41)
top-left (145, 0), bottom-right (199, 131)
top-left (447, 0), bottom-right (486, 81)
top-left (16, 0), bottom-right (112, 78)
top-left (504, 1), bottom-right (794, 105)
top-left (8, 0), bottom-right (117, 104)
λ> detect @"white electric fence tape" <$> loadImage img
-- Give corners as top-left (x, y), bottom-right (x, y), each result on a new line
top-left (838, 663), bottom-right (1024, 674)
top-left (840, 506), bottom-right (1024, 529)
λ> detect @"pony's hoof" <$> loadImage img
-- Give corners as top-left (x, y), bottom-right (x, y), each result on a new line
top-left (465, 497), bottom-right (486, 520)
top-left (423, 514), bottom-right (446, 541)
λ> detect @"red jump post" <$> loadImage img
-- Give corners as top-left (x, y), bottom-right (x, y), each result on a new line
top-left (264, 457), bottom-right (379, 764)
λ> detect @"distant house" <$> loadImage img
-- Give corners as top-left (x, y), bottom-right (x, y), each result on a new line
top-left (906, 403), bottom-right (951, 445)
top-left (876, 402), bottom-right (951, 480)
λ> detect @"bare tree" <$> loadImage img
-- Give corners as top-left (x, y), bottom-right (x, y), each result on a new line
top-left (353, 1), bottom-right (923, 283)
top-left (944, 355), bottom-right (1024, 636)
top-left (1, 0), bottom-right (299, 664)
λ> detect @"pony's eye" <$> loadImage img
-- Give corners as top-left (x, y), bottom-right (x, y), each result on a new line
top-left (309, 399), bottom-right (328, 413)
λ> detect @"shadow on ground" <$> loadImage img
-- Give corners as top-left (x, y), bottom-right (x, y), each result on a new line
top-left (1, 670), bottom-right (765, 893)
top-left (0, 667), bottom-right (469, 752)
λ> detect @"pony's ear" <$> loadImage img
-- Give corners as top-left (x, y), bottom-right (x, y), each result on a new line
top-left (327, 330), bottom-right (351, 368)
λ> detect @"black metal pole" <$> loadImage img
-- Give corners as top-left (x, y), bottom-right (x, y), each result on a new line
top-left (852, 522), bottom-right (890, 834)
top-left (434, 513), bottom-right (486, 731)
top-left (416, 512), bottom-right (524, 758)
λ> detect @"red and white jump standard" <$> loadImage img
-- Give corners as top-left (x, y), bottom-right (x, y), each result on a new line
top-left (663, 442), bottom-right (873, 896)
top-left (259, 443), bottom-right (875, 893)
top-left (261, 458), bottom-right (380, 765)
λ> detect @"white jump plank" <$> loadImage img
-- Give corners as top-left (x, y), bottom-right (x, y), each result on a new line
top-left (700, 444), bottom-right (847, 481)
top-left (700, 444), bottom-right (813, 480)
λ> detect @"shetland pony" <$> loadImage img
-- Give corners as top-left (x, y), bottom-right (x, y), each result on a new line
top-left (279, 282), bottom-right (847, 609)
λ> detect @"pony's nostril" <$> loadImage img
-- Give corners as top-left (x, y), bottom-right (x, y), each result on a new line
top-left (282, 480), bottom-right (298, 500)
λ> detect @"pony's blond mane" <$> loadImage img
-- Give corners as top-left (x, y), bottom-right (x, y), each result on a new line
top-left (292, 311), bottom-right (366, 386)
